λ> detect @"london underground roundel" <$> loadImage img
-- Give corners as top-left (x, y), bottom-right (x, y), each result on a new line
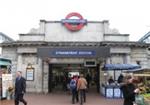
top-left (61, 12), bottom-right (87, 31)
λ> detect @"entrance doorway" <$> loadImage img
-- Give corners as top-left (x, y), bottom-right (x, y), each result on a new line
top-left (48, 64), bottom-right (100, 93)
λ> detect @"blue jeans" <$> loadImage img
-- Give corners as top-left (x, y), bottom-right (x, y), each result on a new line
top-left (79, 89), bottom-right (86, 105)
top-left (71, 89), bottom-right (79, 104)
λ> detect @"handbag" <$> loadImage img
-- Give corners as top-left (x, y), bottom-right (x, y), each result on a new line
top-left (135, 95), bottom-right (145, 105)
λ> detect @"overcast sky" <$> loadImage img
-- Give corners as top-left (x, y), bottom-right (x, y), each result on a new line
top-left (0, 0), bottom-right (150, 41)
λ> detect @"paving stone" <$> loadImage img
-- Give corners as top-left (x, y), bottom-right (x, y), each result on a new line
top-left (0, 92), bottom-right (123, 105)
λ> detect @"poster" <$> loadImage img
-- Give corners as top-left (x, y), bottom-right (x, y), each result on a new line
top-left (106, 88), bottom-right (113, 98)
top-left (114, 88), bottom-right (121, 98)
top-left (2, 74), bottom-right (13, 98)
top-left (26, 68), bottom-right (34, 81)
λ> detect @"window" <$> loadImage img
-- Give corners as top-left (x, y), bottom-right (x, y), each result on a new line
top-left (84, 60), bottom-right (96, 67)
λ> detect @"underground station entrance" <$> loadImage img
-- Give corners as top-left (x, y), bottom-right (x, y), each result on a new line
top-left (37, 46), bottom-right (110, 94)
top-left (48, 63), bottom-right (100, 93)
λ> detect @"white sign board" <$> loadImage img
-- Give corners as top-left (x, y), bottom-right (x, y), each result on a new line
top-left (2, 74), bottom-right (13, 98)
top-left (26, 69), bottom-right (34, 81)
top-left (114, 88), bottom-right (121, 98)
top-left (106, 88), bottom-right (113, 98)
top-left (68, 72), bottom-right (79, 78)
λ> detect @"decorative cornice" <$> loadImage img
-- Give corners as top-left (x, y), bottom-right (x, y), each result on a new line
top-left (101, 41), bottom-right (149, 48)
top-left (0, 41), bottom-right (47, 47)
top-left (104, 34), bottom-right (129, 36)
top-left (0, 41), bottom-right (149, 48)
top-left (19, 34), bottom-right (45, 36)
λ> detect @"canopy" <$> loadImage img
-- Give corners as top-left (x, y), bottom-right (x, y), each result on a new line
top-left (0, 61), bottom-right (11, 66)
top-left (103, 64), bottom-right (141, 70)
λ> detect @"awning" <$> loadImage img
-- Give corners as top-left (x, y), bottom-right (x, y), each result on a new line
top-left (103, 64), bottom-right (141, 70)
top-left (0, 61), bottom-right (11, 66)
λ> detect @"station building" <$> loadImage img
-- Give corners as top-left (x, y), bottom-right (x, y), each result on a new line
top-left (1, 12), bottom-right (150, 93)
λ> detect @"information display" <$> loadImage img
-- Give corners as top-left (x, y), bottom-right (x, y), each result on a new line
top-left (106, 88), bottom-right (113, 98)
top-left (26, 68), bottom-right (34, 81)
top-left (2, 74), bottom-right (13, 98)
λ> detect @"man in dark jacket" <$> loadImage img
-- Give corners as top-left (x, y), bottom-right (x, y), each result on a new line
top-left (120, 75), bottom-right (139, 105)
top-left (15, 71), bottom-right (27, 105)
top-left (117, 74), bottom-right (124, 83)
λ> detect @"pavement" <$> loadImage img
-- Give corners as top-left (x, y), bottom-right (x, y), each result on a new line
top-left (1, 92), bottom-right (123, 105)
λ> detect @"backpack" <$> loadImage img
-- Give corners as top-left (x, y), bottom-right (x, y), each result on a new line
top-left (69, 79), bottom-right (77, 90)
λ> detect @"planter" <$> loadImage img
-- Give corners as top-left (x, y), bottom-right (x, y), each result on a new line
top-left (7, 91), bottom-right (13, 100)
top-left (7, 93), bottom-right (11, 100)
top-left (144, 98), bottom-right (150, 105)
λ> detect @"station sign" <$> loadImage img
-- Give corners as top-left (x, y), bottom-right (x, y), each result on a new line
top-left (37, 47), bottom-right (110, 58)
top-left (54, 50), bottom-right (95, 56)
top-left (61, 12), bottom-right (87, 31)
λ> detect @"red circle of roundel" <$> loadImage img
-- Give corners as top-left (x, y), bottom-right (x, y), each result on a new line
top-left (65, 12), bottom-right (84, 31)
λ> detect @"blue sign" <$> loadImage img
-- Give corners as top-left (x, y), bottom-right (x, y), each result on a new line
top-left (37, 47), bottom-right (110, 58)
top-left (53, 50), bottom-right (95, 56)
top-left (61, 19), bottom-right (87, 24)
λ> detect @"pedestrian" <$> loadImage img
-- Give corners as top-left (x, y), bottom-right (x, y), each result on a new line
top-left (77, 74), bottom-right (87, 105)
top-left (120, 75), bottom-right (139, 105)
top-left (117, 74), bottom-right (124, 84)
top-left (86, 73), bottom-right (91, 89)
top-left (108, 76), bottom-right (114, 85)
top-left (94, 73), bottom-right (99, 92)
top-left (69, 75), bottom-right (79, 104)
top-left (14, 71), bottom-right (27, 105)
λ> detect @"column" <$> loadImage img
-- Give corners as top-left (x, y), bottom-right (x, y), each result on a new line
top-left (43, 61), bottom-right (49, 93)
top-left (126, 54), bottom-right (131, 64)
top-left (17, 54), bottom-right (22, 71)
top-left (36, 57), bottom-right (43, 93)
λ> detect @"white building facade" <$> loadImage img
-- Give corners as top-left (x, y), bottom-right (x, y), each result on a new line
top-left (1, 13), bottom-right (150, 93)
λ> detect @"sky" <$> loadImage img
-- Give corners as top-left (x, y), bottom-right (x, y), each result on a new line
top-left (0, 0), bottom-right (150, 41)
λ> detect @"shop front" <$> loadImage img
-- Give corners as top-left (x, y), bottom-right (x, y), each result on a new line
top-left (101, 63), bottom-right (141, 98)
top-left (0, 58), bottom-right (12, 100)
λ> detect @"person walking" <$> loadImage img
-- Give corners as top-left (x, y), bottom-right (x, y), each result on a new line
top-left (77, 74), bottom-right (87, 105)
top-left (120, 75), bottom-right (139, 105)
top-left (69, 76), bottom-right (79, 104)
top-left (86, 73), bottom-right (91, 89)
top-left (14, 71), bottom-right (27, 105)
